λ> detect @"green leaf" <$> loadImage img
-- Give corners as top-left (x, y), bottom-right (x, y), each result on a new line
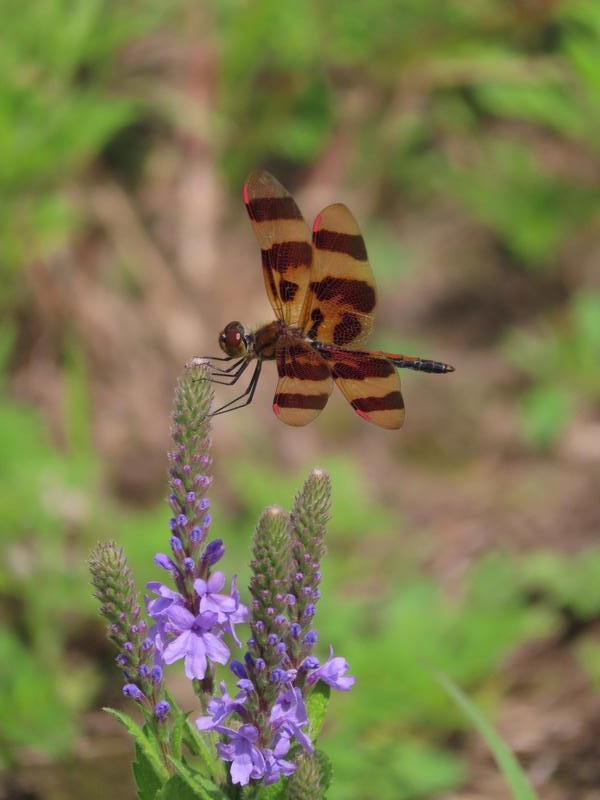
top-left (181, 712), bottom-right (223, 785)
top-left (254, 778), bottom-right (287, 800)
top-left (434, 673), bottom-right (538, 800)
top-left (104, 708), bottom-right (169, 785)
top-left (306, 681), bottom-right (330, 739)
top-left (168, 758), bottom-right (229, 800)
top-left (156, 772), bottom-right (228, 800)
top-left (170, 713), bottom-right (184, 762)
top-left (133, 740), bottom-right (163, 800)
top-left (156, 774), bottom-right (210, 800)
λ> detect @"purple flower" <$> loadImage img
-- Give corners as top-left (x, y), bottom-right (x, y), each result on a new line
top-left (215, 724), bottom-right (266, 786)
top-left (263, 731), bottom-right (297, 784)
top-left (224, 578), bottom-right (250, 645)
top-left (270, 687), bottom-right (313, 753)
top-left (304, 629), bottom-right (318, 646)
top-left (162, 606), bottom-right (229, 679)
top-left (146, 582), bottom-right (183, 619)
top-left (203, 539), bottom-right (225, 565)
top-left (190, 527), bottom-right (203, 545)
top-left (270, 668), bottom-right (286, 684)
top-left (306, 648), bottom-right (355, 691)
top-left (230, 660), bottom-right (248, 679)
top-left (123, 683), bottom-right (145, 702)
top-left (301, 656), bottom-right (319, 670)
top-left (154, 553), bottom-right (177, 572)
top-left (212, 723), bottom-right (298, 786)
top-left (148, 622), bottom-right (166, 666)
top-left (151, 665), bottom-right (163, 684)
top-left (154, 700), bottom-right (170, 720)
top-left (193, 573), bottom-right (249, 647)
top-left (195, 571), bottom-right (236, 616)
top-left (196, 682), bottom-right (248, 731)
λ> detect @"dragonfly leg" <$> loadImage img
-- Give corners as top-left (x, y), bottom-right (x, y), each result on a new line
top-left (189, 356), bottom-right (251, 385)
top-left (207, 360), bottom-right (262, 417)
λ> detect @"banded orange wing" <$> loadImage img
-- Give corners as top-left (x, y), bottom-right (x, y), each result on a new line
top-left (273, 336), bottom-right (333, 426)
top-left (318, 346), bottom-right (405, 429)
top-left (244, 171), bottom-right (313, 324)
top-left (299, 202), bottom-right (376, 347)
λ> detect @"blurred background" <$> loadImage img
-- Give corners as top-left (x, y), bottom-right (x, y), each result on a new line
top-left (1, 0), bottom-right (599, 798)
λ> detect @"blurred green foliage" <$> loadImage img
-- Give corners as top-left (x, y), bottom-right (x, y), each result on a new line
top-left (0, 377), bottom-right (98, 761)
top-left (0, 0), bottom-right (178, 307)
top-left (1, 0), bottom-right (599, 795)
top-left (317, 553), bottom-right (553, 799)
top-left (435, 674), bottom-right (539, 800)
top-left (506, 291), bottom-right (600, 447)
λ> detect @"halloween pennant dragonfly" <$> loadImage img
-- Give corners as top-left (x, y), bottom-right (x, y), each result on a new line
top-left (198, 171), bottom-right (454, 429)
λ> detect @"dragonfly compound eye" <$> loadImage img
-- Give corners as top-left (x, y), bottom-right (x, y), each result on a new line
top-left (219, 321), bottom-right (248, 357)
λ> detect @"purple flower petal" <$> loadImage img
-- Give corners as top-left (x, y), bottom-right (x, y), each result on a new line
top-left (306, 648), bottom-right (355, 691)
top-left (163, 629), bottom-right (193, 664)
top-left (165, 605), bottom-right (195, 630)
top-left (196, 682), bottom-right (247, 730)
top-left (270, 687), bottom-right (314, 753)
top-left (146, 583), bottom-right (183, 619)
top-left (215, 724), bottom-right (266, 786)
top-left (229, 751), bottom-right (254, 786)
top-left (154, 553), bottom-right (178, 572)
top-left (207, 571), bottom-right (226, 592)
top-left (185, 639), bottom-right (208, 680)
top-left (203, 632), bottom-right (230, 665)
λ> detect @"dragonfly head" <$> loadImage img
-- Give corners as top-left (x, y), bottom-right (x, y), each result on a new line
top-left (219, 321), bottom-right (249, 357)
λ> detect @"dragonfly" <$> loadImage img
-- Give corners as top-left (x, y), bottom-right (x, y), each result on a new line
top-left (198, 170), bottom-right (454, 429)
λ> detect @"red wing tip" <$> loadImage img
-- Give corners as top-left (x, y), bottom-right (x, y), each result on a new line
top-left (243, 182), bottom-right (250, 205)
top-left (273, 402), bottom-right (280, 416)
top-left (312, 212), bottom-right (322, 233)
top-left (354, 407), bottom-right (371, 422)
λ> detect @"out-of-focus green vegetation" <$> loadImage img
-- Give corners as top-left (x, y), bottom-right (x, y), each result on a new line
top-left (0, 345), bottom-right (97, 760)
top-left (0, 0), bottom-right (179, 306)
top-left (1, 0), bottom-right (599, 797)
top-left (217, 0), bottom-right (599, 264)
top-left (506, 290), bottom-right (600, 446)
